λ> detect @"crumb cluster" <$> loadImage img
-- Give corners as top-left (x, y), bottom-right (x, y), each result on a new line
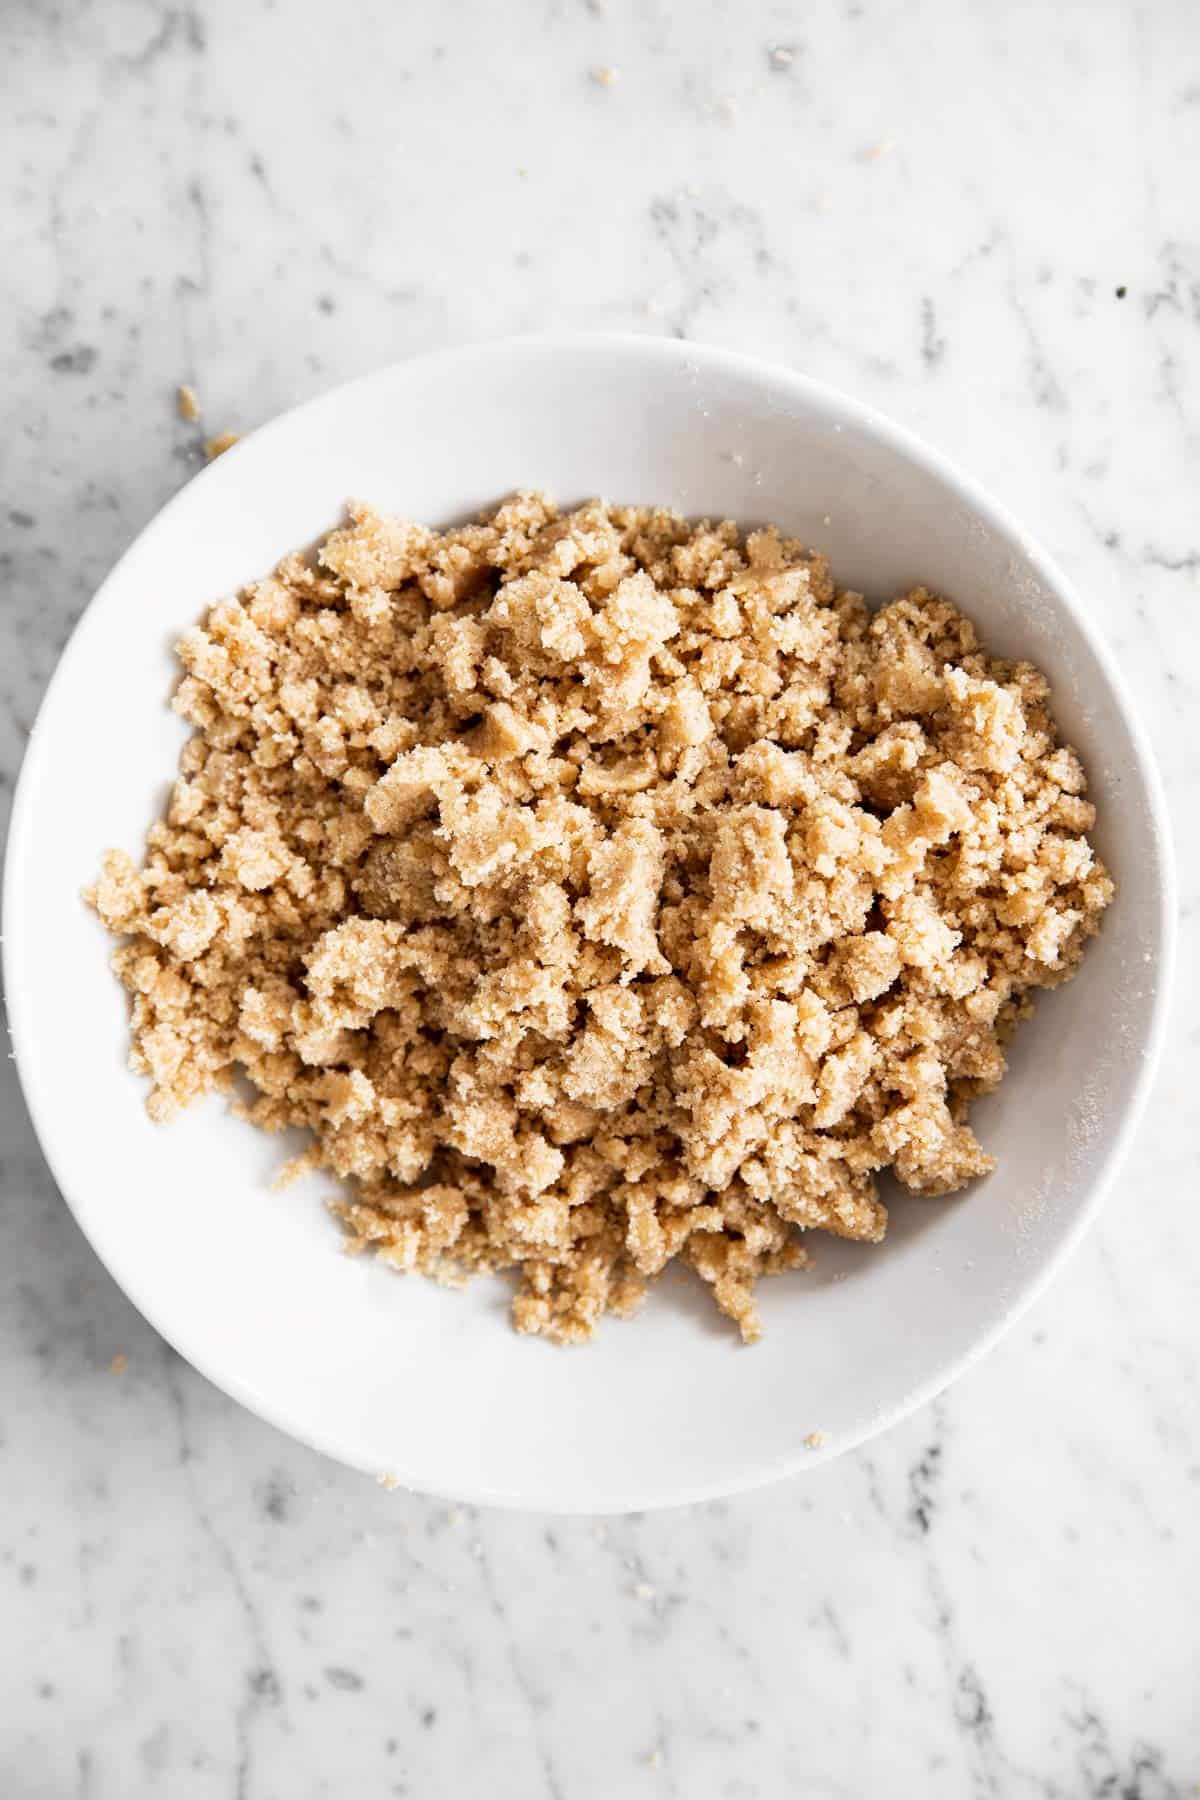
top-left (89, 495), bottom-right (1112, 1343)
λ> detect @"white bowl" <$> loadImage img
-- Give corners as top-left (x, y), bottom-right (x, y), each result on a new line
top-left (4, 336), bottom-right (1174, 1512)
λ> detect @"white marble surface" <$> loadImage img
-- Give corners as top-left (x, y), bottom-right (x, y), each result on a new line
top-left (2, 0), bottom-right (1198, 1793)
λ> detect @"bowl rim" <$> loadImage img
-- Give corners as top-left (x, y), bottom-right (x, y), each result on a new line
top-left (2, 332), bottom-right (1178, 1511)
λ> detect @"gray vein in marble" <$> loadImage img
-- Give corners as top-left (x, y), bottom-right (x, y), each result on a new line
top-left (161, 1353), bottom-right (281, 1800)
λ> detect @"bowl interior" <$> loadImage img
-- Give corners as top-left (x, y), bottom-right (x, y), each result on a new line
top-left (4, 337), bottom-right (1171, 1510)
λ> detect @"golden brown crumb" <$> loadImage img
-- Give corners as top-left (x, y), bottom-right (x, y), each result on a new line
top-left (87, 494), bottom-right (1112, 1345)
top-left (177, 383), bottom-right (201, 423)
top-left (804, 1429), bottom-right (828, 1449)
top-left (109, 1352), bottom-right (129, 1375)
top-left (203, 430), bottom-right (240, 461)
top-left (375, 1471), bottom-right (401, 1490)
top-left (593, 65), bottom-right (619, 86)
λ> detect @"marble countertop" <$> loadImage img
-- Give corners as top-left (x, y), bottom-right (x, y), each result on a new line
top-left (3, 1), bottom-right (1198, 1794)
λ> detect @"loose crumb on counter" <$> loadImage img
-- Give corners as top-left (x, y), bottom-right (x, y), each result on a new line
top-left (87, 494), bottom-right (1113, 1345)
top-left (804, 1429), bottom-right (828, 1449)
top-left (109, 1352), bottom-right (129, 1375)
top-left (203, 430), bottom-right (241, 460)
top-left (177, 383), bottom-right (201, 423)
